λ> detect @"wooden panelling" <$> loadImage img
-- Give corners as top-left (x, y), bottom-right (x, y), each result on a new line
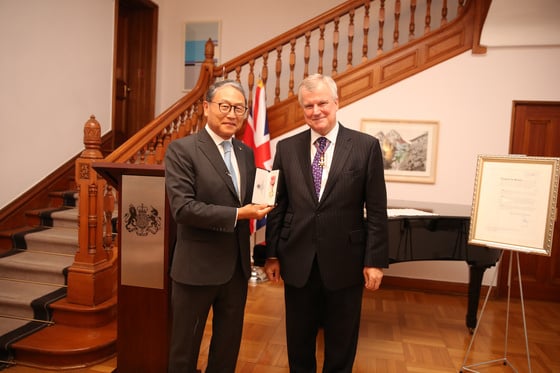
top-left (338, 69), bottom-right (376, 103)
top-left (379, 51), bottom-right (419, 83)
top-left (424, 32), bottom-right (467, 68)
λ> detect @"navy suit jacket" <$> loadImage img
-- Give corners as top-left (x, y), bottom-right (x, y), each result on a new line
top-left (165, 129), bottom-right (256, 285)
top-left (265, 124), bottom-right (389, 290)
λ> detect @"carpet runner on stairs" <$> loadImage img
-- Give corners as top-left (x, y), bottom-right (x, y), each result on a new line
top-left (0, 206), bottom-right (76, 370)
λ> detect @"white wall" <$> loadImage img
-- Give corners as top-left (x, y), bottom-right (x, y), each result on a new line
top-left (1, 0), bottom-right (559, 286)
top-left (0, 0), bottom-right (114, 208)
top-left (482, 0), bottom-right (560, 47)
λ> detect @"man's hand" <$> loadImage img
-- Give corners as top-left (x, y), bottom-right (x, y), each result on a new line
top-left (264, 258), bottom-right (281, 282)
top-left (237, 204), bottom-right (274, 220)
top-left (363, 267), bottom-right (383, 291)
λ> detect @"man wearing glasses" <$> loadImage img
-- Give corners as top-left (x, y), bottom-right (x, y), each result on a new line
top-left (165, 79), bottom-right (273, 373)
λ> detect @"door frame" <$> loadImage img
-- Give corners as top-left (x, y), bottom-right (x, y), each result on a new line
top-left (498, 100), bottom-right (560, 301)
top-left (112, 0), bottom-right (158, 149)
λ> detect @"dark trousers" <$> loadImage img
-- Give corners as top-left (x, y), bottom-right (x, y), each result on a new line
top-left (284, 259), bottom-right (363, 373)
top-left (168, 262), bottom-right (248, 373)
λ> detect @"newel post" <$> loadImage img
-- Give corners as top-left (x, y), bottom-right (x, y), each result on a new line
top-left (66, 115), bottom-right (116, 306)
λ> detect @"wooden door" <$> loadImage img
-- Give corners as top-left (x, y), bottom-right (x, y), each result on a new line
top-left (113, 0), bottom-right (158, 149)
top-left (498, 101), bottom-right (560, 301)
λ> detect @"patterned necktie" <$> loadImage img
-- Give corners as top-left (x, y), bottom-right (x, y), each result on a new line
top-left (312, 137), bottom-right (329, 198)
top-left (222, 141), bottom-right (239, 195)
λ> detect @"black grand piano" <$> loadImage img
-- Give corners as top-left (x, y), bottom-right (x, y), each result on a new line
top-left (387, 200), bottom-right (501, 330)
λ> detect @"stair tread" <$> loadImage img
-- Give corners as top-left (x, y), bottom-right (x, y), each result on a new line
top-left (11, 320), bottom-right (116, 352)
top-left (0, 317), bottom-right (29, 335)
top-left (0, 250), bottom-right (73, 267)
top-left (23, 227), bottom-right (78, 254)
top-left (0, 251), bottom-right (72, 284)
top-left (0, 279), bottom-right (64, 305)
top-left (50, 208), bottom-right (78, 228)
top-left (24, 227), bottom-right (77, 242)
top-left (48, 190), bottom-right (78, 203)
top-left (0, 226), bottom-right (38, 237)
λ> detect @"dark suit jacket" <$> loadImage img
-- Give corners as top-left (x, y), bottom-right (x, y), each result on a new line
top-left (265, 124), bottom-right (389, 290)
top-left (165, 129), bottom-right (256, 285)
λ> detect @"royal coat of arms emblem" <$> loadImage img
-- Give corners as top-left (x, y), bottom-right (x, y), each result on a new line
top-left (123, 203), bottom-right (162, 236)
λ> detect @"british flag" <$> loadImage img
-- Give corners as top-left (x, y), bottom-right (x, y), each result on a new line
top-left (241, 80), bottom-right (271, 238)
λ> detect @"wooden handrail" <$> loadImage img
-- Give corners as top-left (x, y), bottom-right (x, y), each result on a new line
top-left (104, 59), bottom-right (215, 164)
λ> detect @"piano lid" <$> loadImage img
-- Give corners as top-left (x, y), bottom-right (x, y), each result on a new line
top-left (387, 200), bottom-right (472, 219)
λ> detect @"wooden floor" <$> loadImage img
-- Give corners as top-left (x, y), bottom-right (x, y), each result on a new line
top-left (6, 280), bottom-right (560, 372)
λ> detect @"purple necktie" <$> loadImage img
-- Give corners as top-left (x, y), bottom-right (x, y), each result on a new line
top-left (312, 137), bottom-right (329, 198)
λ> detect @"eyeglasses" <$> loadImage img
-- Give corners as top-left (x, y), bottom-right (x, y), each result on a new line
top-left (210, 102), bottom-right (248, 116)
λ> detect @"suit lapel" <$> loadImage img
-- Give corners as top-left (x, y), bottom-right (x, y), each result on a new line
top-left (295, 131), bottom-right (320, 204)
top-left (232, 138), bottom-right (248, 202)
top-left (321, 125), bottom-right (351, 202)
top-left (197, 130), bottom-right (240, 201)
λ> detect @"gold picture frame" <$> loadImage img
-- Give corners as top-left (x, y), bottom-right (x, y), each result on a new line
top-left (361, 118), bottom-right (438, 183)
top-left (469, 155), bottom-right (560, 256)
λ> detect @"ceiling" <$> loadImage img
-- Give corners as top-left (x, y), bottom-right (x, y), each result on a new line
top-left (481, 0), bottom-right (560, 47)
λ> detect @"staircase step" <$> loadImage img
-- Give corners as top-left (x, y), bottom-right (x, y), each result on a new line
top-left (0, 317), bottom-right (28, 336)
top-left (23, 227), bottom-right (78, 255)
top-left (11, 320), bottom-right (117, 369)
top-left (0, 317), bottom-right (46, 369)
top-left (0, 251), bottom-right (73, 285)
top-left (48, 190), bottom-right (78, 208)
top-left (0, 226), bottom-right (48, 251)
top-left (25, 207), bottom-right (74, 228)
top-left (50, 208), bottom-right (78, 229)
top-left (0, 279), bottom-right (65, 320)
top-left (50, 296), bottom-right (117, 328)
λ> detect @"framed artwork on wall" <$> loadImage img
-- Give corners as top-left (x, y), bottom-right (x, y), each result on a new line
top-left (361, 118), bottom-right (439, 184)
top-left (184, 21), bottom-right (221, 91)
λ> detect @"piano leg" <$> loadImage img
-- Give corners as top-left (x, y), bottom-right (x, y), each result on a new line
top-left (466, 264), bottom-right (487, 332)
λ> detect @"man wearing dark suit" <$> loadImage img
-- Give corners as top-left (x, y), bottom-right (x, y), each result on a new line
top-left (165, 80), bottom-right (273, 373)
top-left (265, 74), bottom-right (389, 373)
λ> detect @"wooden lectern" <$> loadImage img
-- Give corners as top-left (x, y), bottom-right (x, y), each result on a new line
top-left (93, 162), bottom-right (172, 373)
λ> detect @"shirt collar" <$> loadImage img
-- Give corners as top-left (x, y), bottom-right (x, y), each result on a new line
top-left (205, 124), bottom-right (232, 147)
top-left (311, 122), bottom-right (339, 145)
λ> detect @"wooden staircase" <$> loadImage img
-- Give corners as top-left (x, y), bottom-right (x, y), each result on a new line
top-left (0, 118), bottom-right (118, 370)
top-left (0, 180), bottom-right (117, 369)
top-left (0, 0), bottom-right (491, 369)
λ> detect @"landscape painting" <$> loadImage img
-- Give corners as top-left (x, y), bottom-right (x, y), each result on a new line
top-left (361, 119), bottom-right (439, 183)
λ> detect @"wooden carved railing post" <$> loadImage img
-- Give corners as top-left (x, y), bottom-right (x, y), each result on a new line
top-left (66, 115), bottom-right (116, 306)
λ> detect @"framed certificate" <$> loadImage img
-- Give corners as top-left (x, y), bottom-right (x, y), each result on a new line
top-left (469, 155), bottom-right (560, 256)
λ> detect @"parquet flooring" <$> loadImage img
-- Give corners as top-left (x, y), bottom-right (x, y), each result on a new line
top-left (6, 281), bottom-right (560, 372)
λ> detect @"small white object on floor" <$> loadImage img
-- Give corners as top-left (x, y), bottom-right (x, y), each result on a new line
top-left (249, 266), bottom-right (269, 284)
